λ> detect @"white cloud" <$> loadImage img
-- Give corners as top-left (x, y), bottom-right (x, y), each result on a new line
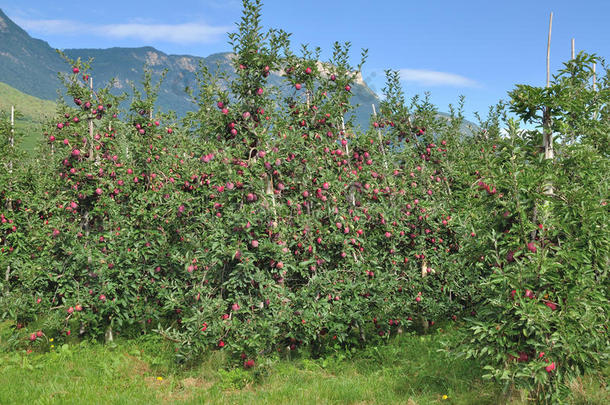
top-left (13, 17), bottom-right (230, 44)
top-left (398, 68), bottom-right (480, 88)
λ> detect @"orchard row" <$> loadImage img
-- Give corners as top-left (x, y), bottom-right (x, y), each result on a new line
top-left (0, 1), bottom-right (607, 402)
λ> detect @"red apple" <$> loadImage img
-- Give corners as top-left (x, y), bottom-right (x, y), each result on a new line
top-left (527, 242), bottom-right (537, 253)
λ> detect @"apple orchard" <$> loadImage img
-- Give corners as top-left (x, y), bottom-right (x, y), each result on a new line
top-left (0, 1), bottom-right (607, 402)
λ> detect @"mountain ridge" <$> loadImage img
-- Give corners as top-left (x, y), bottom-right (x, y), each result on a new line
top-left (0, 9), bottom-right (380, 128)
top-left (0, 9), bottom-right (474, 131)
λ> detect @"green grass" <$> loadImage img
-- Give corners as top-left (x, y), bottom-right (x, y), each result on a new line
top-left (0, 323), bottom-right (607, 404)
top-left (0, 81), bottom-right (56, 153)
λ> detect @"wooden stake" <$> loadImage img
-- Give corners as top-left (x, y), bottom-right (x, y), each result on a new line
top-left (341, 116), bottom-right (349, 156)
top-left (10, 105), bottom-right (14, 149)
top-left (593, 63), bottom-right (598, 120)
top-left (89, 77), bottom-right (94, 161)
top-left (372, 104), bottom-right (382, 145)
top-left (547, 12), bottom-right (553, 88)
top-left (371, 104), bottom-right (388, 169)
top-left (5, 106), bottom-right (15, 291)
top-left (543, 12), bottom-right (554, 195)
top-left (3, 263), bottom-right (8, 292)
top-left (8, 106), bottom-right (13, 188)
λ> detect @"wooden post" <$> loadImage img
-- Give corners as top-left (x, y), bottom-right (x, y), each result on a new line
top-left (105, 325), bottom-right (114, 343)
top-left (5, 106), bottom-right (15, 292)
top-left (593, 63), bottom-right (598, 120)
top-left (3, 264), bottom-right (8, 291)
top-left (372, 104), bottom-right (383, 145)
top-left (10, 105), bottom-right (14, 149)
top-left (8, 106), bottom-right (14, 195)
top-left (371, 104), bottom-right (388, 169)
top-left (543, 12), bottom-right (554, 180)
top-left (541, 12), bottom-right (554, 201)
top-left (89, 77), bottom-right (94, 161)
top-left (546, 13), bottom-right (553, 88)
top-left (341, 116), bottom-right (349, 157)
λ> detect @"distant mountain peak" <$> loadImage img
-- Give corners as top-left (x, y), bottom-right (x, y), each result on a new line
top-left (0, 9), bottom-right (16, 33)
top-left (0, 15), bottom-right (8, 33)
top-left (0, 9), bottom-right (29, 38)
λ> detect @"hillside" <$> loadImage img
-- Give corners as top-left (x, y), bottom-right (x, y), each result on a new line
top-left (0, 81), bottom-right (56, 121)
top-left (0, 81), bottom-right (56, 152)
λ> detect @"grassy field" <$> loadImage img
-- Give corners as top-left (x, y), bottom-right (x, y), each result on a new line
top-left (0, 322), bottom-right (607, 404)
top-left (0, 81), bottom-right (56, 153)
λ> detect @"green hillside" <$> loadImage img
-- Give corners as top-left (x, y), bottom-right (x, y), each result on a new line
top-left (0, 81), bottom-right (56, 152)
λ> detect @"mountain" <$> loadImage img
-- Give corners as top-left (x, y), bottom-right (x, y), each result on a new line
top-left (65, 48), bottom-right (381, 128)
top-left (0, 9), bottom-right (66, 101)
top-left (0, 9), bottom-right (379, 128)
top-left (0, 9), bottom-right (473, 132)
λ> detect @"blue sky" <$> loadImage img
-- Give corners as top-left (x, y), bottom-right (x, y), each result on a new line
top-left (1, 0), bottom-right (608, 121)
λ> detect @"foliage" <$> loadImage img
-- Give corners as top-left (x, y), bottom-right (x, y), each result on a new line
top-left (449, 53), bottom-right (610, 403)
top-left (0, 1), bottom-right (608, 402)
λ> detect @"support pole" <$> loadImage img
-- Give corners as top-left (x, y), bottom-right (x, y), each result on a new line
top-left (10, 106), bottom-right (14, 149)
top-left (4, 106), bottom-right (15, 292)
top-left (547, 13), bottom-right (553, 88)
top-left (89, 77), bottom-right (94, 161)
top-left (543, 12), bottom-right (554, 165)
top-left (543, 12), bottom-right (554, 193)
top-left (371, 104), bottom-right (388, 169)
